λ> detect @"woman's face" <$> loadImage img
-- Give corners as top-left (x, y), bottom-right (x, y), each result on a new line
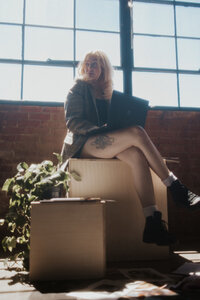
top-left (84, 58), bottom-right (102, 81)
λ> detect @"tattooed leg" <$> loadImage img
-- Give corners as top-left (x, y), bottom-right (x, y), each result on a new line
top-left (90, 135), bottom-right (114, 150)
top-left (80, 126), bottom-right (169, 181)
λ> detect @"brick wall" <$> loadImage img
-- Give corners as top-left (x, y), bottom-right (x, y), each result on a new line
top-left (0, 103), bottom-right (66, 216)
top-left (0, 103), bottom-right (200, 246)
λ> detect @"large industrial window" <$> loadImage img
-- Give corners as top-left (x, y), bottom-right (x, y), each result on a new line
top-left (0, 0), bottom-right (199, 108)
top-left (132, 0), bottom-right (200, 108)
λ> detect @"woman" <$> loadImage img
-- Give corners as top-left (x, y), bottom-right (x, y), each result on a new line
top-left (61, 50), bottom-right (200, 246)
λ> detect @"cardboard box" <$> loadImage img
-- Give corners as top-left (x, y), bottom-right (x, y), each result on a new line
top-left (29, 199), bottom-right (105, 281)
top-left (68, 158), bottom-right (169, 261)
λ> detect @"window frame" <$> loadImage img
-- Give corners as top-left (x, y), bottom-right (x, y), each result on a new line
top-left (0, 0), bottom-right (200, 110)
top-left (130, 0), bottom-right (200, 110)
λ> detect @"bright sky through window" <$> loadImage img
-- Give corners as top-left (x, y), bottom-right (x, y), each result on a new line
top-left (0, 0), bottom-right (199, 107)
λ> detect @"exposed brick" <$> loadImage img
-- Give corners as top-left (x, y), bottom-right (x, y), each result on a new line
top-left (29, 113), bottom-right (51, 121)
top-left (18, 120), bottom-right (41, 128)
top-left (1, 119), bottom-right (18, 127)
top-left (15, 134), bottom-right (39, 142)
top-left (2, 111), bottom-right (28, 121)
top-left (40, 134), bottom-right (63, 143)
top-left (0, 111), bottom-right (8, 120)
top-left (21, 126), bottom-right (51, 135)
top-left (40, 120), bottom-right (66, 130)
top-left (51, 128), bottom-right (66, 137)
top-left (42, 106), bottom-right (60, 113)
top-left (51, 112), bottom-right (65, 121)
top-left (0, 165), bottom-right (13, 172)
top-left (19, 106), bottom-right (43, 113)
top-left (0, 104), bottom-right (20, 112)
top-left (0, 150), bottom-right (15, 159)
top-left (1, 104), bottom-right (200, 242)
top-left (1, 127), bottom-right (28, 135)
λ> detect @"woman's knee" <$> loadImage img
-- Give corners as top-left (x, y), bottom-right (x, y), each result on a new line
top-left (117, 146), bottom-right (145, 163)
top-left (129, 125), bottom-right (146, 135)
top-left (125, 125), bottom-right (148, 142)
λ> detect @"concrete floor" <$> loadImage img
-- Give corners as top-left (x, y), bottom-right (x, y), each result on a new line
top-left (1, 242), bottom-right (200, 300)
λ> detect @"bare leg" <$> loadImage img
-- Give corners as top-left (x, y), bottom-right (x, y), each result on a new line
top-left (116, 146), bottom-right (156, 208)
top-left (81, 126), bottom-right (169, 180)
top-left (81, 126), bottom-right (176, 245)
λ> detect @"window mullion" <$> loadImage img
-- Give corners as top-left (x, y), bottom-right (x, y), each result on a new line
top-left (173, 3), bottom-right (181, 108)
top-left (120, 0), bottom-right (133, 95)
top-left (21, 0), bottom-right (26, 100)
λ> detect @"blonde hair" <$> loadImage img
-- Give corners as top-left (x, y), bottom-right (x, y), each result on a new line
top-left (77, 50), bottom-right (114, 99)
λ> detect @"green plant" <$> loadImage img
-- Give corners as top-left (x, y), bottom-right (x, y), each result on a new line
top-left (0, 153), bottom-right (71, 270)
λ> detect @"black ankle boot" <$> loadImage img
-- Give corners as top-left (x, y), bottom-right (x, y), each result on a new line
top-left (143, 211), bottom-right (176, 246)
top-left (169, 180), bottom-right (200, 210)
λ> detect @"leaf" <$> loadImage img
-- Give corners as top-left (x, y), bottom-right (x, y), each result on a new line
top-left (41, 160), bottom-right (54, 172)
top-left (21, 162), bottom-right (29, 170)
top-left (48, 171), bottom-right (61, 181)
top-left (53, 152), bottom-right (63, 164)
top-left (35, 178), bottom-right (53, 187)
top-left (71, 171), bottom-right (81, 182)
top-left (27, 163), bottom-right (38, 172)
top-left (6, 208), bottom-right (18, 221)
top-left (2, 178), bottom-right (13, 192)
top-left (26, 231), bottom-right (30, 239)
top-left (2, 236), bottom-right (17, 252)
top-left (17, 162), bottom-right (28, 173)
top-left (8, 222), bottom-right (16, 233)
top-left (1, 155), bottom-right (71, 268)
top-left (12, 184), bottom-right (21, 193)
top-left (8, 236), bottom-right (17, 252)
top-left (23, 171), bottom-right (33, 182)
top-left (49, 169), bottom-right (69, 182)
top-left (0, 219), bottom-right (5, 226)
top-left (15, 175), bottom-right (25, 182)
top-left (15, 251), bottom-right (24, 259)
top-left (17, 236), bottom-right (27, 244)
top-left (27, 194), bottom-right (37, 202)
top-left (2, 237), bottom-right (7, 252)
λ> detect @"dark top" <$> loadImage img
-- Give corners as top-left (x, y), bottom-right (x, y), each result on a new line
top-left (96, 99), bottom-right (109, 126)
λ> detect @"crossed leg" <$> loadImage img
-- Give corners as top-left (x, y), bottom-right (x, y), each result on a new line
top-left (81, 125), bottom-right (170, 208)
top-left (117, 147), bottom-right (156, 208)
top-left (80, 125), bottom-right (177, 245)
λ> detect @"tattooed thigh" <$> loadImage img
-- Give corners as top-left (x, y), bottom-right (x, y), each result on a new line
top-left (90, 134), bottom-right (115, 150)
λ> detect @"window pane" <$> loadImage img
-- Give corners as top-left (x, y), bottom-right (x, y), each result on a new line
top-left (113, 70), bottom-right (123, 92)
top-left (176, 0), bottom-right (200, 3)
top-left (132, 72), bottom-right (178, 107)
top-left (178, 39), bottom-right (200, 70)
top-left (24, 27), bottom-right (73, 61)
top-left (133, 36), bottom-right (176, 69)
top-left (76, 31), bottom-right (120, 66)
top-left (176, 6), bottom-right (200, 38)
top-left (0, 64), bottom-right (21, 100)
top-left (0, 0), bottom-right (23, 23)
top-left (76, 0), bottom-right (119, 32)
top-left (179, 74), bottom-right (200, 108)
top-left (133, 3), bottom-right (174, 35)
top-left (0, 25), bottom-right (21, 59)
top-left (23, 66), bottom-right (73, 101)
top-left (25, 0), bottom-right (73, 28)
